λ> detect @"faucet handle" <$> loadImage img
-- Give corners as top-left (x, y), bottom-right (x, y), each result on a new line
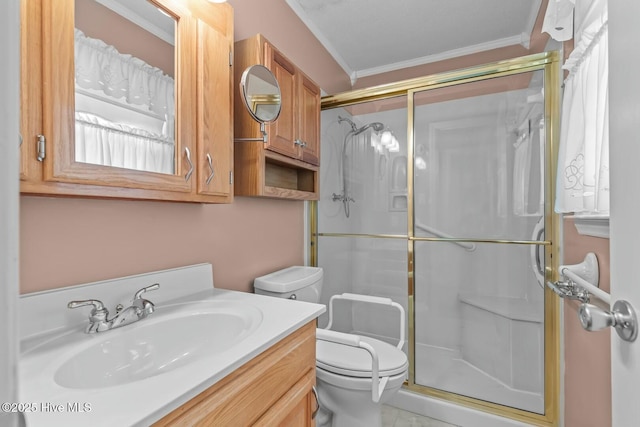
top-left (68, 299), bottom-right (106, 312)
top-left (134, 283), bottom-right (160, 300)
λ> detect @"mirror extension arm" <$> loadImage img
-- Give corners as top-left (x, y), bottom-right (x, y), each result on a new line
top-left (234, 122), bottom-right (268, 143)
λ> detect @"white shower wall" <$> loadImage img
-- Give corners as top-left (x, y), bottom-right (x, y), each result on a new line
top-left (319, 107), bottom-right (408, 236)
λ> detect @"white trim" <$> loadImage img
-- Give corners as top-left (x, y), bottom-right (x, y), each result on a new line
top-left (286, 0), bottom-right (540, 82)
top-left (284, 0), bottom-right (355, 79)
top-left (569, 215), bottom-right (610, 239)
top-left (520, 32), bottom-right (531, 49)
top-left (0, 1), bottom-right (21, 426)
top-left (609, 1), bottom-right (640, 423)
top-left (354, 34), bottom-right (529, 79)
top-left (94, 0), bottom-right (175, 45)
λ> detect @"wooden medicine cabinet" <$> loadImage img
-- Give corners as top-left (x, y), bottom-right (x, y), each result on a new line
top-left (20, 0), bottom-right (234, 203)
top-left (234, 34), bottom-right (320, 200)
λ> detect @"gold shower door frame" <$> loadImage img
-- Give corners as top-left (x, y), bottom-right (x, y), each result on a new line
top-left (312, 51), bottom-right (561, 427)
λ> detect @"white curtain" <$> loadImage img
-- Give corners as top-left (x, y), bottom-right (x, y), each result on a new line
top-left (75, 111), bottom-right (175, 174)
top-left (74, 29), bottom-right (174, 120)
top-left (546, 0), bottom-right (610, 214)
top-left (74, 29), bottom-right (175, 173)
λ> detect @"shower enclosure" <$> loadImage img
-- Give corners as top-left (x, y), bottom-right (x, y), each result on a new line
top-left (313, 52), bottom-right (560, 425)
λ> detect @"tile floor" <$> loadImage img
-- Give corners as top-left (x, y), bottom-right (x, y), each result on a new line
top-left (382, 405), bottom-right (458, 427)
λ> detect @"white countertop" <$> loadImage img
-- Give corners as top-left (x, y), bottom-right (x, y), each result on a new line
top-left (18, 265), bottom-right (325, 426)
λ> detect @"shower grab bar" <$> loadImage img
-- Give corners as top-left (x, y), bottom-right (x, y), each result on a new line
top-left (414, 222), bottom-right (476, 251)
top-left (547, 253), bottom-right (638, 342)
top-left (560, 268), bottom-right (610, 305)
top-left (547, 252), bottom-right (610, 304)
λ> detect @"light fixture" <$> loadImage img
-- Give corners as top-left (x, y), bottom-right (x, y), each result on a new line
top-left (209, 0), bottom-right (227, 3)
top-left (388, 138), bottom-right (400, 153)
top-left (380, 130), bottom-right (393, 147)
top-left (370, 132), bottom-right (381, 149)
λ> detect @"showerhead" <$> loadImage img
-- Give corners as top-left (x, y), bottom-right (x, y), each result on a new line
top-left (369, 122), bottom-right (385, 132)
top-left (353, 121), bottom-right (385, 135)
top-left (338, 116), bottom-right (385, 135)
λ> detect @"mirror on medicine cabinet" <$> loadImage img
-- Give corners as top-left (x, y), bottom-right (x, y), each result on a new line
top-left (236, 64), bottom-right (282, 143)
top-left (74, 0), bottom-right (177, 176)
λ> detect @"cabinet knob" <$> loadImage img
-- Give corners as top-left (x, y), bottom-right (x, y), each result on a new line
top-left (294, 139), bottom-right (307, 148)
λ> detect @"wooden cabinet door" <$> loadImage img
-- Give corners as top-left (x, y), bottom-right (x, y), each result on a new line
top-left (196, 16), bottom-right (233, 200)
top-left (265, 45), bottom-right (299, 159)
top-left (20, 0), bottom-right (42, 183)
top-left (298, 73), bottom-right (320, 166)
top-left (39, 0), bottom-right (197, 193)
top-left (254, 378), bottom-right (316, 427)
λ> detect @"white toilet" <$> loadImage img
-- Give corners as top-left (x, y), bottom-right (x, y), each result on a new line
top-left (254, 266), bottom-right (408, 427)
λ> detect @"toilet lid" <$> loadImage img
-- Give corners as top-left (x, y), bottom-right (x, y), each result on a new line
top-left (316, 335), bottom-right (408, 378)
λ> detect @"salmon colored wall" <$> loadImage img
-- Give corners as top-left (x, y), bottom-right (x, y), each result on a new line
top-left (562, 217), bottom-right (611, 427)
top-left (227, 0), bottom-right (351, 94)
top-left (20, 196), bottom-right (304, 293)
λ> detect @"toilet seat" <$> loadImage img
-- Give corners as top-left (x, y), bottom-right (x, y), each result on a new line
top-left (316, 335), bottom-right (408, 378)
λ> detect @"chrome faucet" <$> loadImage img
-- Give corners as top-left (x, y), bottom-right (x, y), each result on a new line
top-left (68, 283), bottom-right (160, 333)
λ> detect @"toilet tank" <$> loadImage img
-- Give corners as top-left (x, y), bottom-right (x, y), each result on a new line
top-left (253, 266), bottom-right (323, 303)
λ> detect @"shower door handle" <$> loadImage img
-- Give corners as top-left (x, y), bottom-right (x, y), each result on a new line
top-left (531, 218), bottom-right (545, 288)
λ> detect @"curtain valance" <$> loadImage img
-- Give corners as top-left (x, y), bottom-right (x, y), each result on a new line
top-left (74, 29), bottom-right (174, 119)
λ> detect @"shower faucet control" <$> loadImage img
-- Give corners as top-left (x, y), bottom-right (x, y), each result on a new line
top-left (332, 193), bottom-right (354, 203)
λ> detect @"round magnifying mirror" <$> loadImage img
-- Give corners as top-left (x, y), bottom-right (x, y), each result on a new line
top-left (240, 65), bottom-right (282, 124)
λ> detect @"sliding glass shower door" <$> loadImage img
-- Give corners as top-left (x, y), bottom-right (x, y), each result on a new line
top-left (411, 71), bottom-right (547, 414)
top-left (315, 52), bottom-right (560, 425)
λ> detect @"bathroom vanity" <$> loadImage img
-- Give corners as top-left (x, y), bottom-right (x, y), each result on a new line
top-left (156, 321), bottom-right (316, 426)
top-left (18, 264), bottom-right (324, 426)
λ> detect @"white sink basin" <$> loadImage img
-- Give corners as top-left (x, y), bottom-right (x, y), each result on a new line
top-left (53, 301), bottom-right (263, 389)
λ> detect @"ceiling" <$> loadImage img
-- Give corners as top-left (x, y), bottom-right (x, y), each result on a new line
top-left (285, 0), bottom-right (543, 83)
